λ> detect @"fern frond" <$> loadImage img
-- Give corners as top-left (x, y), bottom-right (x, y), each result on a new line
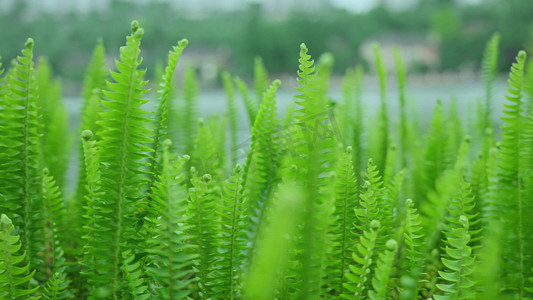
top-left (243, 79), bottom-right (281, 268)
top-left (372, 44), bottom-right (389, 172)
top-left (42, 272), bottom-right (70, 299)
top-left (0, 38), bottom-right (43, 275)
top-left (355, 159), bottom-right (384, 233)
top-left (174, 65), bottom-right (199, 156)
top-left (369, 239), bottom-right (399, 299)
top-left (479, 33), bottom-right (499, 135)
top-left (244, 182), bottom-right (304, 300)
top-left (341, 220), bottom-right (380, 299)
top-left (350, 66), bottom-right (366, 178)
top-left (223, 71), bottom-right (238, 165)
top-left (327, 146), bottom-right (358, 295)
top-left (473, 222), bottom-right (503, 299)
top-left (212, 163), bottom-right (247, 299)
top-left (192, 119), bottom-right (220, 177)
top-left (36, 58), bottom-right (69, 189)
top-left (291, 43), bottom-right (338, 298)
top-left (423, 100), bottom-right (450, 192)
top-left (447, 99), bottom-right (464, 165)
top-left (338, 67), bottom-right (356, 146)
top-left (147, 140), bottom-right (196, 299)
top-left (93, 20), bottom-right (152, 297)
top-left (0, 214), bottom-right (39, 299)
top-left (82, 38), bottom-right (107, 102)
top-left (78, 130), bottom-right (105, 298)
top-left (148, 39), bottom-right (188, 200)
top-left (75, 40), bottom-right (108, 233)
top-left (394, 48), bottom-right (408, 168)
top-left (435, 216), bottom-right (475, 300)
top-left (40, 168), bottom-right (69, 290)
top-left (187, 169), bottom-right (219, 299)
top-left (253, 56), bottom-right (269, 104)
top-left (497, 50), bottom-right (533, 297)
top-left (234, 75), bottom-right (259, 126)
top-left (121, 250), bottom-right (149, 300)
top-left (400, 198), bottom-right (425, 300)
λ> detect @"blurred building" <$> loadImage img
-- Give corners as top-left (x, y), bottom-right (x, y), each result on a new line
top-left (360, 34), bottom-right (439, 72)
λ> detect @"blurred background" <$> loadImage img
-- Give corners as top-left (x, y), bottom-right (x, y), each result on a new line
top-left (1, 0), bottom-right (532, 94)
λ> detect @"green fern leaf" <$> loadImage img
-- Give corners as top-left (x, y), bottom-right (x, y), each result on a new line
top-left (243, 79), bottom-right (281, 269)
top-left (148, 39), bottom-right (188, 201)
top-left (91, 20), bottom-right (152, 298)
top-left (222, 71), bottom-right (239, 165)
top-left (0, 38), bottom-right (43, 275)
top-left (234, 75), bottom-right (259, 126)
top-left (497, 50), bottom-right (533, 297)
top-left (369, 239), bottom-right (399, 299)
top-left (211, 163), bottom-right (247, 299)
top-left (326, 146), bottom-right (358, 296)
top-left (40, 168), bottom-right (69, 294)
top-left (355, 159), bottom-right (384, 233)
top-left (394, 48), bottom-right (408, 168)
top-left (372, 44), bottom-right (389, 172)
top-left (0, 214), bottom-right (39, 299)
top-left (435, 216), bottom-right (475, 300)
top-left (244, 182), bottom-right (305, 300)
top-left (187, 169), bottom-right (220, 299)
top-left (253, 56), bottom-right (269, 104)
top-left (341, 220), bottom-right (380, 299)
top-left (478, 33), bottom-right (499, 135)
top-left (146, 141), bottom-right (196, 299)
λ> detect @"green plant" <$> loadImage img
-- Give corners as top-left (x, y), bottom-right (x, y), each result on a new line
top-left (0, 20), bottom-right (532, 299)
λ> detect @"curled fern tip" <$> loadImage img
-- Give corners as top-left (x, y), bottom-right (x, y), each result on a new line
top-left (131, 20), bottom-right (140, 32)
top-left (25, 38), bottom-right (34, 49)
top-left (81, 129), bottom-right (94, 141)
top-left (178, 38), bottom-right (189, 47)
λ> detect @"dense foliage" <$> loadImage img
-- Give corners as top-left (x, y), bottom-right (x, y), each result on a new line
top-left (0, 20), bottom-right (532, 299)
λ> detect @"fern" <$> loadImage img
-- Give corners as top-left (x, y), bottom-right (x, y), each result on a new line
top-left (291, 43), bottom-right (338, 298)
top-left (372, 44), bottom-right (389, 172)
top-left (0, 214), bottom-right (39, 299)
top-left (473, 222), bottom-right (503, 299)
top-left (253, 56), bottom-right (269, 104)
top-left (243, 79), bottom-right (281, 269)
top-left (497, 50), bottom-right (533, 297)
top-left (223, 71), bottom-right (239, 165)
top-left (400, 198), bottom-right (425, 300)
top-left (244, 182), bottom-right (305, 300)
top-left (434, 216), bottom-right (476, 300)
top-left (187, 169), bottom-right (219, 299)
top-left (212, 163), bottom-right (247, 299)
top-left (92, 20), bottom-right (152, 297)
top-left (341, 220), bottom-right (380, 299)
top-left (174, 65), bottom-right (199, 156)
top-left (355, 159), bottom-right (384, 233)
top-left (144, 140), bottom-right (195, 299)
top-left (326, 146), bottom-right (358, 295)
top-left (40, 168), bottom-right (69, 297)
top-left (148, 39), bottom-right (188, 201)
top-left (120, 250), bottom-right (149, 299)
top-left (36, 57), bottom-right (69, 189)
top-left (192, 119), bottom-right (220, 177)
top-left (234, 75), bottom-right (259, 126)
top-left (369, 239), bottom-right (399, 299)
top-left (0, 38), bottom-right (43, 275)
top-left (478, 33), bottom-right (499, 136)
top-left (423, 100), bottom-right (450, 192)
top-left (394, 48), bottom-right (408, 168)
